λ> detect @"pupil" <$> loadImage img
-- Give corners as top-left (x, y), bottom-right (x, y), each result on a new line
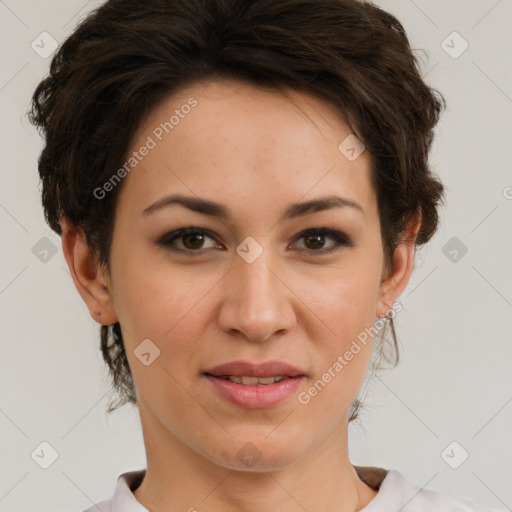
top-left (181, 233), bottom-right (326, 250)
top-left (307, 234), bottom-right (324, 249)
top-left (184, 233), bottom-right (204, 249)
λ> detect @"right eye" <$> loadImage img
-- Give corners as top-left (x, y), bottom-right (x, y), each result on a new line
top-left (157, 227), bottom-right (222, 254)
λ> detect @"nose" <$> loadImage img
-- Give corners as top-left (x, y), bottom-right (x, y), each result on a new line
top-left (217, 247), bottom-right (297, 343)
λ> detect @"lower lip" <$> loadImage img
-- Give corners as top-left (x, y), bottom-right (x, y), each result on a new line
top-left (204, 374), bottom-right (305, 409)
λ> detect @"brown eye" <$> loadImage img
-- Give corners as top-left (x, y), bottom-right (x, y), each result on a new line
top-left (158, 227), bottom-right (219, 253)
top-left (303, 233), bottom-right (326, 250)
top-left (293, 228), bottom-right (353, 254)
top-left (181, 232), bottom-right (207, 250)
top-left (158, 226), bottom-right (352, 256)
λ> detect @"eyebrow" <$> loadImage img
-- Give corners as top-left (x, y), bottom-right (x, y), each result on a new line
top-left (141, 193), bottom-right (365, 221)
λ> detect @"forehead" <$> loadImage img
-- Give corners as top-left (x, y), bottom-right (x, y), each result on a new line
top-left (116, 78), bottom-right (377, 224)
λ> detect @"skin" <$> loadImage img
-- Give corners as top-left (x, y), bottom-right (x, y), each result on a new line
top-left (61, 78), bottom-right (421, 511)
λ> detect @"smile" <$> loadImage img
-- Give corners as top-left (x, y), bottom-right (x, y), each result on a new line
top-left (204, 374), bottom-right (305, 409)
top-left (216, 375), bottom-right (287, 385)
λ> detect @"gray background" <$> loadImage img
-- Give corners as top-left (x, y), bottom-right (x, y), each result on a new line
top-left (0, 0), bottom-right (510, 510)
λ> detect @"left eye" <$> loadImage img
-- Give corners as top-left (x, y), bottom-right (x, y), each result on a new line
top-left (157, 227), bottom-right (352, 255)
top-left (158, 227), bottom-right (220, 252)
top-left (294, 228), bottom-right (353, 253)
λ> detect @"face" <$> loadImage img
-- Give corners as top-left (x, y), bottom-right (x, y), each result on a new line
top-left (64, 78), bottom-right (417, 472)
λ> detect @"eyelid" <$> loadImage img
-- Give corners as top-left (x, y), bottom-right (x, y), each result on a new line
top-left (157, 226), bottom-right (353, 255)
top-left (157, 226), bottom-right (220, 253)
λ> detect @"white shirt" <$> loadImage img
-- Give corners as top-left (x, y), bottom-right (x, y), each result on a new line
top-left (82, 466), bottom-right (496, 512)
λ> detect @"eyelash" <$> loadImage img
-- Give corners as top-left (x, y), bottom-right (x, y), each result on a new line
top-left (157, 226), bottom-right (353, 256)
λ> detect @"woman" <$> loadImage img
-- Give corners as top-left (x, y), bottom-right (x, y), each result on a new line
top-left (28, 0), bottom-right (496, 510)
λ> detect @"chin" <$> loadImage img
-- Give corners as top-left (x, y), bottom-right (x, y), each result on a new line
top-left (204, 430), bottom-right (311, 472)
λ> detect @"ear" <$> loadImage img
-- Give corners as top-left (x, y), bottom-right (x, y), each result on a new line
top-left (377, 210), bottom-right (422, 317)
top-left (60, 217), bottom-right (118, 325)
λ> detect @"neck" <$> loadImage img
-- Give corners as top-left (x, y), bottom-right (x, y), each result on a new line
top-left (132, 398), bottom-right (378, 512)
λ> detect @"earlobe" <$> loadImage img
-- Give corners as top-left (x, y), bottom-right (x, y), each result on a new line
top-left (60, 217), bottom-right (118, 325)
top-left (377, 210), bottom-right (422, 317)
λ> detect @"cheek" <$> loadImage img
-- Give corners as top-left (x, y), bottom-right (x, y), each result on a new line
top-left (298, 261), bottom-right (379, 340)
top-left (115, 261), bottom-right (221, 381)
top-left (297, 279), bottom-right (377, 421)
top-left (296, 260), bottom-right (380, 390)
top-left (115, 254), bottom-right (212, 335)
top-left (318, 289), bottom-right (376, 387)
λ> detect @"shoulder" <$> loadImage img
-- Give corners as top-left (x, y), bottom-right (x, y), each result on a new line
top-left (391, 470), bottom-right (494, 512)
top-left (82, 498), bottom-right (111, 512)
top-left (355, 466), bottom-right (497, 512)
top-left (80, 469), bottom-right (146, 512)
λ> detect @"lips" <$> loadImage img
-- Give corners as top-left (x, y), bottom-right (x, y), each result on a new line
top-left (204, 360), bottom-right (306, 379)
top-left (203, 360), bottom-right (307, 408)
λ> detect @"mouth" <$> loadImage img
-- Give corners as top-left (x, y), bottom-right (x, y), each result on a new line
top-left (204, 359), bottom-right (306, 379)
top-left (203, 360), bottom-right (307, 409)
top-left (210, 375), bottom-right (292, 385)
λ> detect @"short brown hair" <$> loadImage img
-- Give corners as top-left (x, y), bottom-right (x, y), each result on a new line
top-left (28, 0), bottom-right (446, 418)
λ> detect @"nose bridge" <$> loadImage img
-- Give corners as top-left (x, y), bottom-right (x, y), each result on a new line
top-left (218, 238), bottom-right (294, 341)
top-left (238, 248), bottom-right (276, 297)
top-left (235, 234), bottom-right (278, 290)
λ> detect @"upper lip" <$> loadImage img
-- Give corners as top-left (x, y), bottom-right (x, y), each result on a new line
top-left (205, 360), bottom-right (306, 378)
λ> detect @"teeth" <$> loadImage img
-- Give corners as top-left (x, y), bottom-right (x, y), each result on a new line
top-left (220, 375), bottom-right (286, 385)
top-left (256, 376), bottom-right (281, 385)
top-left (240, 376), bottom-right (258, 385)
